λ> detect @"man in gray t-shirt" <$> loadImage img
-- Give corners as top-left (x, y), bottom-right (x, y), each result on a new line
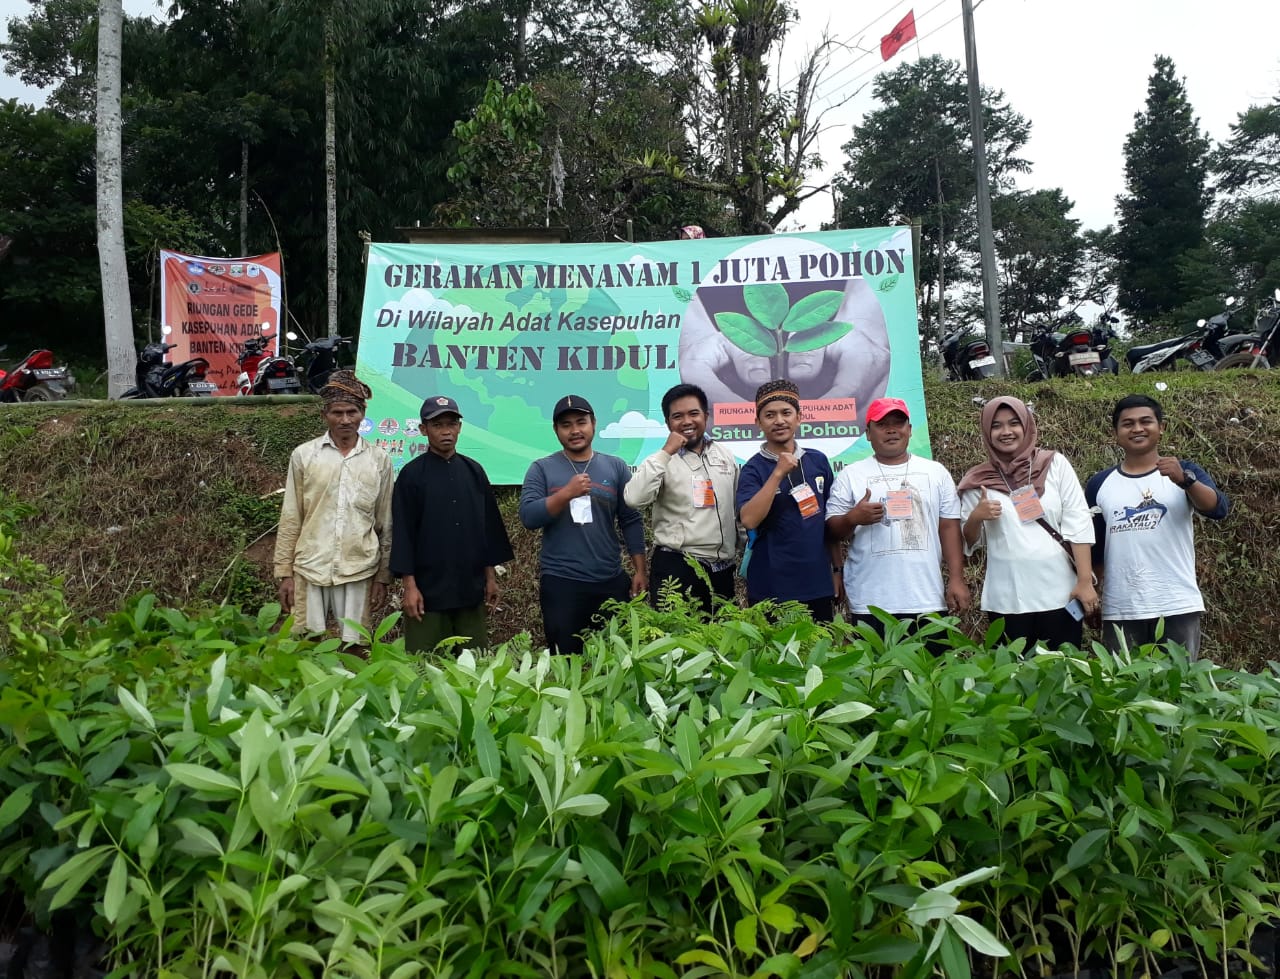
top-left (519, 395), bottom-right (648, 654)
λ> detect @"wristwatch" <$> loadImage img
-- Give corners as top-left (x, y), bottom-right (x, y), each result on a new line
top-left (1178, 469), bottom-right (1198, 490)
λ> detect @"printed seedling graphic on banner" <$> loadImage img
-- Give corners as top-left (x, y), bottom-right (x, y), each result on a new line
top-left (357, 229), bottom-right (925, 482)
top-left (159, 251), bottom-right (284, 394)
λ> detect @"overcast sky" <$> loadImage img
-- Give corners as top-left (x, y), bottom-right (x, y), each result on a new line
top-left (2, 0), bottom-right (1278, 235)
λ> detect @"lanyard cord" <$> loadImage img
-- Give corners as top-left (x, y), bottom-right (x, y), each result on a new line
top-left (680, 448), bottom-right (707, 475)
top-left (785, 454), bottom-right (807, 491)
top-left (563, 451), bottom-right (593, 476)
top-left (875, 455), bottom-right (910, 486)
top-left (997, 456), bottom-right (1033, 495)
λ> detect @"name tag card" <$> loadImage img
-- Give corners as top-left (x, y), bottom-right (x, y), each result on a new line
top-left (569, 496), bottom-right (593, 524)
top-left (1010, 485), bottom-right (1046, 523)
top-left (692, 476), bottom-right (716, 509)
top-left (790, 483), bottom-right (820, 519)
top-left (885, 488), bottom-right (913, 521)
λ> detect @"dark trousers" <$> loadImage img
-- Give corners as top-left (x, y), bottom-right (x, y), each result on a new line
top-left (850, 611), bottom-right (951, 655)
top-left (1103, 613), bottom-right (1202, 659)
top-left (804, 597), bottom-right (835, 623)
top-left (750, 594), bottom-right (835, 624)
top-left (993, 608), bottom-right (1083, 650)
top-left (403, 605), bottom-right (488, 654)
top-left (650, 547), bottom-right (735, 615)
top-left (539, 572), bottom-right (631, 655)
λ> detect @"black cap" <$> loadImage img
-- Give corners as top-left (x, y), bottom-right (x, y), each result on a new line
top-left (553, 395), bottom-right (595, 420)
top-left (420, 395), bottom-right (462, 421)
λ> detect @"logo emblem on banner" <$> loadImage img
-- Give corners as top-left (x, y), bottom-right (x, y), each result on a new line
top-left (159, 249), bottom-right (284, 396)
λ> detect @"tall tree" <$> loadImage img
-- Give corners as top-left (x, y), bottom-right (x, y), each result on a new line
top-left (832, 55), bottom-right (1030, 346)
top-left (1, 0), bottom-right (97, 119)
top-left (323, 6), bottom-right (338, 336)
top-left (988, 188), bottom-right (1084, 341)
top-left (1114, 55), bottom-right (1210, 324)
top-left (610, 0), bottom-right (838, 236)
top-left (1214, 97), bottom-right (1280, 196)
top-left (96, 0), bottom-right (134, 397)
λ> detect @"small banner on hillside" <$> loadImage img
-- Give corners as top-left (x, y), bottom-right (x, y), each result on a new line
top-left (159, 250), bottom-right (284, 394)
top-left (356, 229), bottom-right (925, 483)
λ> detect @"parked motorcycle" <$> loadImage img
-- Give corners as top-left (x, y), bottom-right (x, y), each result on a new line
top-left (298, 334), bottom-right (354, 394)
top-left (236, 326), bottom-right (302, 395)
top-left (0, 347), bottom-right (76, 402)
top-left (942, 331), bottom-right (999, 381)
top-left (1027, 321), bottom-right (1119, 380)
top-left (1215, 289), bottom-right (1280, 370)
top-left (118, 328), bottom-right (216, 398)
top-left (1127, 297), bottom-right (1255, 373)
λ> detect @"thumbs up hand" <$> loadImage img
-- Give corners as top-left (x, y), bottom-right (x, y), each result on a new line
top-left (972, 485), bottom-right (1002, 522)
top-left (851, 486), bottom-right (885, 526)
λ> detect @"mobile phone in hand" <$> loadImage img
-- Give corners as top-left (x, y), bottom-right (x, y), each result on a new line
top-left (1064, 598), bottom-right (1084, 622)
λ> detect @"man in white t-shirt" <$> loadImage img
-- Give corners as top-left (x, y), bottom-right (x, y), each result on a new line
top-left (827, 398), bottom-right (969, 646)
top-left (1086, 394), bottom-right (1229, 658)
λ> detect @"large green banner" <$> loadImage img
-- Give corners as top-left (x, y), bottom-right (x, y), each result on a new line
top-left (356, 229), bottom-right (926, 483)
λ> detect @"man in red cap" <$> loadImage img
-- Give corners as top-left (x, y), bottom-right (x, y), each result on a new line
top-left (826, 396), bottom-right (969, 644)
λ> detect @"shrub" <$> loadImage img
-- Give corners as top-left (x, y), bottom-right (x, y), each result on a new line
top-left (2, 518), bottom-right (1280, 979)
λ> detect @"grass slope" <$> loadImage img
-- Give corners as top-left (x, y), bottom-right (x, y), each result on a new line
top-left (1, 371), bottom-right (1277, 668)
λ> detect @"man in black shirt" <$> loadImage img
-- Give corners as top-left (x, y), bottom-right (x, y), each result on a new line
top-left (391, 396), bottom-right (514, 653)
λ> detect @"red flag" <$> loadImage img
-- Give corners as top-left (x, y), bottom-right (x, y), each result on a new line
top-left (880, 9), bottom-right (917, 61)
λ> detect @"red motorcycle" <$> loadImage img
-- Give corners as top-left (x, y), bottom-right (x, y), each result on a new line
top-left (235, 328), bottom-right (301, 395)
top-left (0, 347), bottom-right (77, 402)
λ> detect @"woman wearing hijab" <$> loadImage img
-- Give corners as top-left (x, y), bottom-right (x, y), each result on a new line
top-left (957, 397), bottom-right (1098, 649)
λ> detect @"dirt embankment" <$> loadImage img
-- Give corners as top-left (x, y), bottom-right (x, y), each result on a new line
top-left (2, 372), bottom-right (1277, 669)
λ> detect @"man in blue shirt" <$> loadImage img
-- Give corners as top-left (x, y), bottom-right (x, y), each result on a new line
top-left (735, 379), bottom-right (841, 621)
top-left (519, 395), bottom-right (648, 654)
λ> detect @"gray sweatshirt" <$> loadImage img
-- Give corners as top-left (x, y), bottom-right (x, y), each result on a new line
top-left (519, 451), bottom-right (645, 582)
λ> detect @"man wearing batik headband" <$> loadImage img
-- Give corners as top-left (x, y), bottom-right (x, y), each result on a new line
top-left (274, 370), bottom-right (394, 646)
top-left (735, 379), bottom-right (842, 622)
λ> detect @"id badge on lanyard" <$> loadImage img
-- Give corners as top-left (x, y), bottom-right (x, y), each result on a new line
top-left (1010, 485), bottom-right (1046, 523)
top-left (691, 475), bottom-right (716, 509)
top-left (790, 482), bottom-right (820, 519)
top-left (885, 488), bottom-right (912, 520)
top-left (569, 495), bottom-right (594, 524)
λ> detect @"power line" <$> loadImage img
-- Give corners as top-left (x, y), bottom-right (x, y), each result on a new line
top-left (778, 0), bottom-right (914, 89)
top-left (808, 0), bottom-right (952, 107)
top-left (812, 1), bottom-right (965, 110)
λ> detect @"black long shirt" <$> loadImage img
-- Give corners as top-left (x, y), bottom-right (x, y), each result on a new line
top-left (390, 450), bottom-right (514, 611)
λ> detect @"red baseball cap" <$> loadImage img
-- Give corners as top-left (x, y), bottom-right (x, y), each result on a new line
top-left (866, 397), bottom-right (910, 423)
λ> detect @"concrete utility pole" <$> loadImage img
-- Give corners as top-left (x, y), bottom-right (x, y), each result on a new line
top-left (961, 0), bottom-right (1005, 377)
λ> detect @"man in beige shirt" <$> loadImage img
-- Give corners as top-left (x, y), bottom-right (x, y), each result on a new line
top-left (624, 383), bottom-right (739, 613)
top-left (273, 370), bottom-right (393, 643)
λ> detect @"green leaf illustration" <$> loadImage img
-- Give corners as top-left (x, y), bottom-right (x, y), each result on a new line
top-left (785, 321), bottom-right (856, 353)
top-left (673, 287), bottom-right (693, 303)
top-left (743, 283), bottom-right (790, 329)
top-left (714, 312), bottom-right (777, 357)
top-left (878, 274), bottom-right (900, 293)
top-left (781, 290), bottom-right (844, 332)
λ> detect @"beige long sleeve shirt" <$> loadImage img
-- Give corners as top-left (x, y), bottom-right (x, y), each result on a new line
top-left (273, 433), bottom-right (394, 587)
top-left (623, 439), bottom-right (739, 564)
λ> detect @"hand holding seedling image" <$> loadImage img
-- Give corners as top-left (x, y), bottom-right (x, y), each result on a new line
top-left (713, 283), bottom-right (857, 377)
